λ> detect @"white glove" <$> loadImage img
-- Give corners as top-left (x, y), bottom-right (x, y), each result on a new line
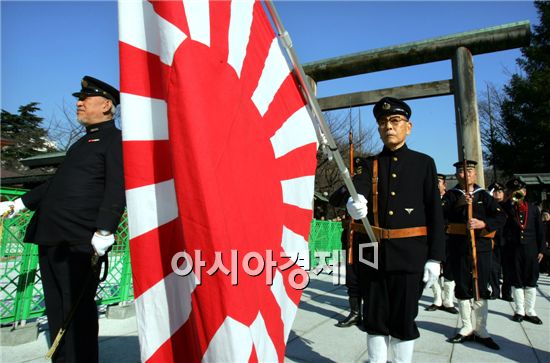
top-left (319, 132), bottom-right (328, 147)
top-left (423, 260), bottom-right (441, 289)
top-left (319, 133), bottom-right (333, 161)
top-left (346, 194), bottom-right (368, 220)
top-left (91, 232), bottom-right (115, 256)
top-left (0, 198), bottom-right (26, 219)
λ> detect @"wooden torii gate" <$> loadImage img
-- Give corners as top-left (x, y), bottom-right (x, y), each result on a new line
top-left (303, 21), bottom-right (531, 186)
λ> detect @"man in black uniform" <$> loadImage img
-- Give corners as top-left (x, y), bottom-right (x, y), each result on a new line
top-left (426, 174), bottom-right (458, 314)
top-left (442, 160), bottom-right (505, 350)
top-left (329, 157), bottom-right (368, 328)
top-left (346, 97), bottom-right (445, 363)
top-left (0, 76), bottom-right (125, 362)
top-left (487, 182), bottom-right (507, 300)
top-left (502, 178), bottom-right (544, 325)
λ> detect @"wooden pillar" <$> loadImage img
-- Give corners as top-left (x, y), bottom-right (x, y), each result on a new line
top-left (452, 47), bottom-right (485, 187)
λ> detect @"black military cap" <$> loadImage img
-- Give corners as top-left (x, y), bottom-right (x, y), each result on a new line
top-left (72, 76), bottom-right (120, 106)
top-left (373, 97), bottom-right (412, 120)
top-left (506, 178), bottom-right (527, 191)
top-left (487, 182), bottom-right (505, 192)
top-left (437, 173), bottom-right (446, 181)
top-left (453, 159), bottom-right (477, 169)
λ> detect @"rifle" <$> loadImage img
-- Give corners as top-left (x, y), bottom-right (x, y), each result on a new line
top-left (347, 129), bottom-right (354, 264)
top-left (462, 151), bottom-right (480, 301)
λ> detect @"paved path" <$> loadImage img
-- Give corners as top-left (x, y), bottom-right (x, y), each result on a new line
top-left (2, 272), bottom-right (549, 362)
top-left (286, 272), bottom-right (550, 363)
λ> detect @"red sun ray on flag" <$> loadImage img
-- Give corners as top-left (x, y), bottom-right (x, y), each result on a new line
top-left (118, 1), bottom-right (319, 362)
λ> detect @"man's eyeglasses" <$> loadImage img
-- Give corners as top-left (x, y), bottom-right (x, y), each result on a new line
top-left (377, 116), bottom-right (408, 127)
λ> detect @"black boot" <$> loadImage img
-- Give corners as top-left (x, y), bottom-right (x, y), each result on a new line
top-left (336, 297), bottom-right (361, 328)
top-left (501, 283), bottom-right (512, 301)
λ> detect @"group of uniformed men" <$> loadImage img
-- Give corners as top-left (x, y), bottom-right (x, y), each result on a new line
top-left (330, 96), bottom-right (545, 362)
top-left (0, 76), bottom-right (544, 363)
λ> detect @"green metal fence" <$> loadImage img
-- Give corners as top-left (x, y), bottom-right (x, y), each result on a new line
top-left (0, 187), bottom-right (133, 325)
top-left (308, 220), bottom-right (344, 267)
top-left (1, 187), bottom-right (343, 325)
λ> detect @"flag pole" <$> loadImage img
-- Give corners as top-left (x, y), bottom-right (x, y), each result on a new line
top-left (263, 0), bottom-right (378, 244)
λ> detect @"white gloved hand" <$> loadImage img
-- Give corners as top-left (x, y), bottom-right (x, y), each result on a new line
top-left (0, 198), bottom-right (26, 219)
top-left (319, 133), bottom-right (333, 161)
top-left (346, 194), bottom-right (368, 220)
top-left (319, 132), bottom-right (328, 147)
top-left (423, 260), bottom-right (441, 289)
top-left (91, 232), bottom-right (115, 257)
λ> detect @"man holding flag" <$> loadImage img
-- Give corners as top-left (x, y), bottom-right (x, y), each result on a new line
top-left (346, 97), bottom-right (445, 363)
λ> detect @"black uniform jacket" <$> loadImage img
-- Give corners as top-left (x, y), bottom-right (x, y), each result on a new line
top-left (442, 184), bottom-right (506, 253)
top-left (22, 120), bottom-right (125, 245)
top-left (501, 200), bottom-right (544, 253)
top-left (352, 144), bottom-right (445, 273)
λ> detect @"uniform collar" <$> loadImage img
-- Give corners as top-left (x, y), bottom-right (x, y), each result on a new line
top-left (86, 120), bottom-right (115, 134)
top-left (381, 143), bottom-right (408, 156)
top-left (452, 183), bottom-right (484, 195)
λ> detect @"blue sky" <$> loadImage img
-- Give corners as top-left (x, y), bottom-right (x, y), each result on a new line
top-left (1, 1), bottom-right (539, 174)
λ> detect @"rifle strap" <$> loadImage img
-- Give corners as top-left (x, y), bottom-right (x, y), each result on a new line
top-left (445, 223), bottom-right (496, 238)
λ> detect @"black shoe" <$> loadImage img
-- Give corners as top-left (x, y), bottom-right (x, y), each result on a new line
top-left (512, 314), bottom-right (524, 322)
top-left (501, 295), bottom-right (513, 302)
top-left (425, 304), bottom-right (440, 311)
top-left (335, 312), bottom-right (361, 327)
top-left (440, 306), bottom-right (459, 314)
top-left (336, 297), bottom-right (361, 328)
top-left (474, 336), bottom-right (500, 350)
top-left (449, 333), bottom-right (473, 343)
top-left (524, 315), bottom-right (543, 325)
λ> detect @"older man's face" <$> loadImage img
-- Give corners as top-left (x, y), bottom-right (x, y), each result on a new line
top-left (377, 114), bottom-right (412, 151)
top-left (76, 95), bottom-right (112, 126)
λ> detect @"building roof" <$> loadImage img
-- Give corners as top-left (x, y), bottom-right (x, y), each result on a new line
top-left (20, 151), bottom-right (66, 168)
top-left (0, 167), bottom-right (22, 178)
top-left (514, 173), bottom-right (550, 186)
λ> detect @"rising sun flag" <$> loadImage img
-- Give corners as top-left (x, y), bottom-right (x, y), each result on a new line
top-left (118, 0), bottom-right (319, 361)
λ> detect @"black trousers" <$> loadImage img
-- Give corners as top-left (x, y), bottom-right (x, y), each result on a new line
top-left (342, 230), bottom-right (361, 298)
top-left (510, 242), bottom-right (540, 288)
top-left (39, 244), bottom-right (100, 363)
top-left (442, 240), bottom-right (454, 281)
top-left (451, 250), bottom-right (492, 300)
top-left (361, 270), bottom-right (424, 340)
top-left (501, 245), bottom-right (513, 297)
top-left (489, 246), bottom-right (502, 297)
